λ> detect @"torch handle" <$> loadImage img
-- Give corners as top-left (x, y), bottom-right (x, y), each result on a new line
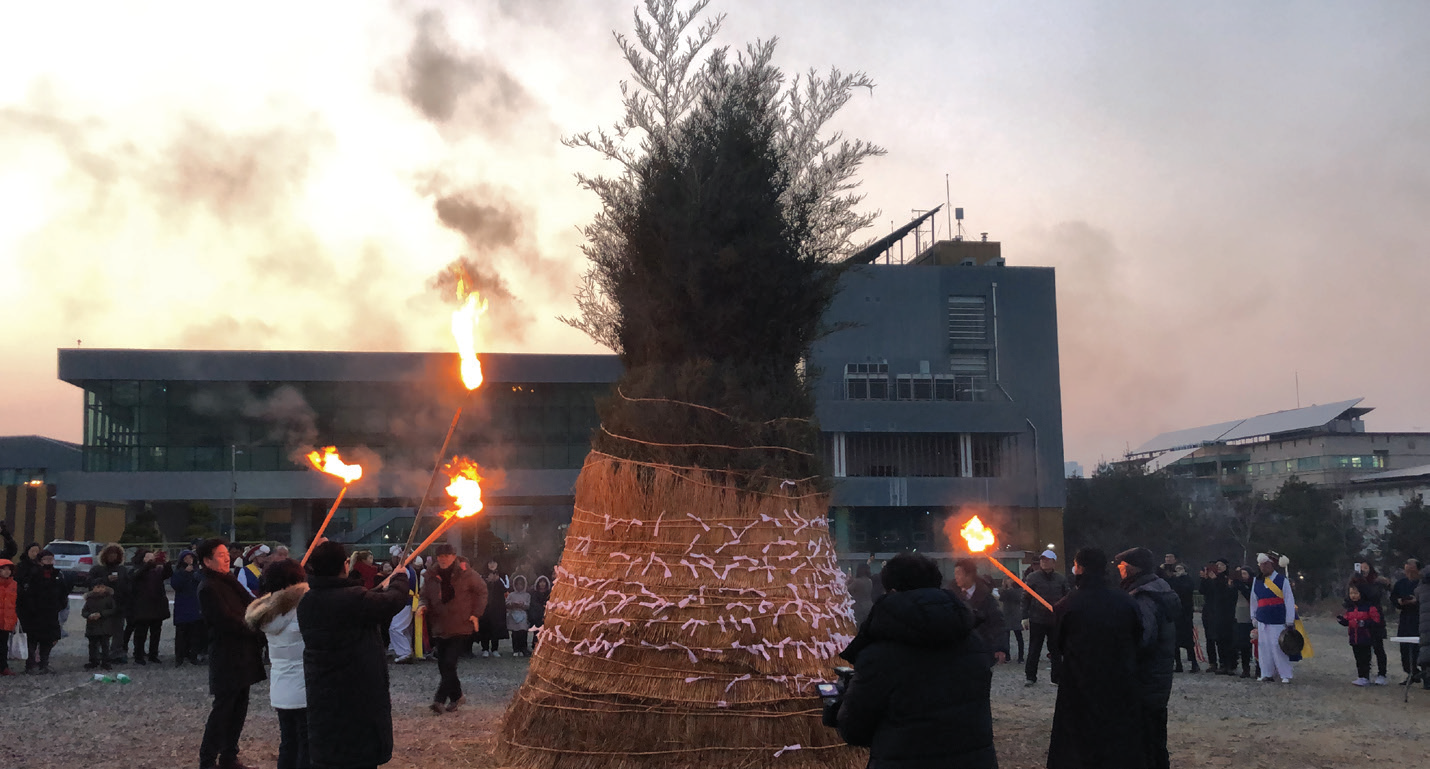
top-left (395, 516), bottom-right (455, 574)
top-left (986, 556), bottom-right (1055, 613)
top-left (400, 404), bottom-right (464, 557)
top-left (300, 484), bottom-right (349, 567)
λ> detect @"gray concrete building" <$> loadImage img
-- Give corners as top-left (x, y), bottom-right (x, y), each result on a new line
top-left (811, 253), bottom-right (1066, 565)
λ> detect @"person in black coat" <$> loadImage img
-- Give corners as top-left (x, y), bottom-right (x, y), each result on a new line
top-left (836, 552), bottom-right (997, 769)
top-left (130, 549), bottom-right (173, 664)
top-left (300, 540), bottom-right (411, 769)
top-left (999, 578), bottom-right (1025, 663)
top-left (18, 549), bottom-right (69, 673)
top-left (196, 538), bottom-right (266, 769)
top-left (1161, 564), bottom-right (1198, 673)
top-left (1117, 547), bottom-right (1180, 769)
top-left (1198, 561), bottom-right (1236, 673)
top-left (950, 559), bottom-right (1008, 666)
top-left (1391, 559), bottom-right (1421, 682)
top-left (1047, 548), bottom-right (1145, 769)
top-left (477, 559), bottom-right (509, 657)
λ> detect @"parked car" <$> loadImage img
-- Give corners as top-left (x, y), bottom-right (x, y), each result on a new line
top-left (45, 540), bottom-right (105, 588)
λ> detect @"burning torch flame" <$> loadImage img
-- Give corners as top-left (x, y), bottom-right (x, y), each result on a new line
top-left (960, 516), bottom-right (996, 553)
top-left (451, 269), bottom-right (488, 391)
top-left (306, 446), bottom-right (362, 484)
top-left (393, 457), bottom-right (487, 575)
top-left (441, 459), bottom-right (485, 520)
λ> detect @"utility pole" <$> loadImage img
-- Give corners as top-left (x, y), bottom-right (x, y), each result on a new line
top-left (229, 444), bottom-right (239, 541)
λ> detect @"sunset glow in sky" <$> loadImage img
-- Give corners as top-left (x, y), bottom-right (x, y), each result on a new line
top-left (3, 1), bottom-right (1428, 469)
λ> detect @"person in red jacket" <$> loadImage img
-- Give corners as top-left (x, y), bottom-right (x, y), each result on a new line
top-left (0, 558), bottom-right (17, 676)
top-left (1338, 583), bottom-right (1385, 687)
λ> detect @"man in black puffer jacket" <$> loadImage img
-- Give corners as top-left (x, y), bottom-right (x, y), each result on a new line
top-left (1116, 547), bottom-right (1180, 769)
top-left (837, 552), bottom-right (997, 769)
top-left (300, 540), bottom-right (410, 769)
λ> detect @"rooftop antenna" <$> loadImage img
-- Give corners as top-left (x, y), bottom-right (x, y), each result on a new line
top-left (955, 206), bottom-right (965, 241)
top-left (1295, 371), bottom-right (1300, 408)
top-left (945, 174), bottom-right (952, 237)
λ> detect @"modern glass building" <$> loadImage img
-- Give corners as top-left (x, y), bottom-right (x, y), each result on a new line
top-left (58, 350), bottom-right (621, 559)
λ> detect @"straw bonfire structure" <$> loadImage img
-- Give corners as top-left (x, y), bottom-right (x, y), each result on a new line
top-left (496, 4), bottom-right (878, 766)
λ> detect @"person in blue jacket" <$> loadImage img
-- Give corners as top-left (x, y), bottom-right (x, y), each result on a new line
top-left (171, 550), bottom-right (205, 666)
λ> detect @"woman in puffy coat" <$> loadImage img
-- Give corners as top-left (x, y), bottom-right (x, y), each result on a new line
top-left (130, 550), bottom-right (173, 664)
top-left (18, 549), bottom-right (69, 673)
top-left (836, 552), bottom-right (997, 769)
top-left (246, 559), bottom-right (310, 769)
top-left (170, 550), bottom-right (205, 666)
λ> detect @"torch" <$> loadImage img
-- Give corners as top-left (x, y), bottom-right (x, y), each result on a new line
top-left (399, 276), bottom-right (488, 559)
top-left (959, 516), bottom-right (1054, 613)
top-left (301, 447), bottom-right (363, 567)
top-left (383, 458), bottom-right (485, 588)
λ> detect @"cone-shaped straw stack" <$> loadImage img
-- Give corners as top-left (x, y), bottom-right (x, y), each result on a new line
top-left (497, 452), bottom-right (863, 769)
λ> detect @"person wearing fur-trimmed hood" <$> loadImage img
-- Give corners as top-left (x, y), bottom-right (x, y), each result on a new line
top-left (246, 558), bottom-right (311, 769)
top-left (1250, 552), bottom-right (1296, 683)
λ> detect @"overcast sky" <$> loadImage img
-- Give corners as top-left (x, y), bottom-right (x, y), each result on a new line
top-left (2, 1), bottom-right (1427, 469)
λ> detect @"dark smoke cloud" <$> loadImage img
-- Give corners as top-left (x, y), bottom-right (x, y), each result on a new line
top-left (427, 254), bottom-right (529, 341)
top-left (189, 384), bottom-right (319, 449)
top-left (2, 85), bottom-right (428, 352)
top-left (396, 9), bottom-right (539, 138)
top-left (433, 192), bottom-right (522, 250)
top-left (1019, 221), bottom-right (1194, 465)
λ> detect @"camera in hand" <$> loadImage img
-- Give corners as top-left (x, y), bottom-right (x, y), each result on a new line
top-left (819, 666), bottom-right (855, 727)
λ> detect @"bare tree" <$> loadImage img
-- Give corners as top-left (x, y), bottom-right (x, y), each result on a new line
top-left (559, 0), bottom-right (886, 351)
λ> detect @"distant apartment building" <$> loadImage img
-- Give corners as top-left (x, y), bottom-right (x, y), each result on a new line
top-left (1128, 398), bottom-right (1430, 505)
top-left (1342, 464), bottom-right (1430, 536)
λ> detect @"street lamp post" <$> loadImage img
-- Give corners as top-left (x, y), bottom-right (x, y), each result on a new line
top-left (229, 444), bottom-right (243, 541)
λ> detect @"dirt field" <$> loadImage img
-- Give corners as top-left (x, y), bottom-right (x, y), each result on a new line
top-left (1, 603), bottom-right (1423, 768)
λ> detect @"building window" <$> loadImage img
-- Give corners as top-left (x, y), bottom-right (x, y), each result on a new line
top-left (970, 434), bottom-right (1002, 477)
top-left (845, 363), bottom-right (889, 400)
top-left (947, 296), bottom-right (988, 343)
top-left (947, 352), bottom-right (989, 402)
top-left (1296, 456), bottom-right (1321, 472)
top-left (1363, 509), bottom-right (1379, 524)
top-left (839, 433), bottom-right (970, 478)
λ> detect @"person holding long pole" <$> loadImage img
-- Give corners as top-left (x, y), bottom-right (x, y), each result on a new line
top-left (419, 544), bottom-right (487, 713)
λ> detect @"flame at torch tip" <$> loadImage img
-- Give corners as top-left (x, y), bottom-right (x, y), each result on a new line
top-left (306, 446), bottom-right (362, 484)
top-left (451, 282), bottom-right (487, 391)
top-left (960, 516), bottom-right (996, 553)
top-left (441, 459), bottom-right (485, 520)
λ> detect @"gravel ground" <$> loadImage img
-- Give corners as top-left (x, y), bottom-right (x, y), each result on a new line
top-left (1, 597), bottom-right (1424, 768)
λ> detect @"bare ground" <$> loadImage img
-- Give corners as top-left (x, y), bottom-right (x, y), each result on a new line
top-left (1, 602), bottom-right (1423, 769)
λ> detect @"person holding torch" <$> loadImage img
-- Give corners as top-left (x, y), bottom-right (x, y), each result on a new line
top-left (298, 541), bottom-right (410, 769)
top-left (419, 543), bottom-right (487, 714)
top-left (1023, 549), bottom-right (1070, 687)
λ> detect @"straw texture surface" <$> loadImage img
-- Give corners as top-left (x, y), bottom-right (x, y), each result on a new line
top-left (497, 452), bottom-right (864, 769)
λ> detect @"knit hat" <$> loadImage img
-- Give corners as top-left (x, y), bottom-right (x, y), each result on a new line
top-left (244, 544), bottom-right (271, 562)
top-left (435, 543), bottom-right (456, 557)
top-left (1114, 547), bottom-right (1157, 575)
top-left (0, 559), bottom-right (12, 569)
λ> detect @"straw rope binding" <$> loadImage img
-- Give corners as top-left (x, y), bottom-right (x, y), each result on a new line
top-left (496, 453), bottom-right (864, 769)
